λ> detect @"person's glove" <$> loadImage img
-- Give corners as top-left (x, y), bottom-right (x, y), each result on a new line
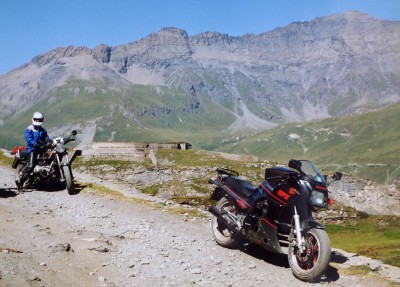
top-left (36, 140), bottom-right (48, 150)
top-left (39, 143), bottom-right (47, 150)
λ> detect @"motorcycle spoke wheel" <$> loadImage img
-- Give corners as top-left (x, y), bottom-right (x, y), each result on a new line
top-left (14, 164), bottom-right (32, 190)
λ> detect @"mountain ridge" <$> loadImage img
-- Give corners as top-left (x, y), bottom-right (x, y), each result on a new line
top-left (0, 11), bottom-right (399, 161)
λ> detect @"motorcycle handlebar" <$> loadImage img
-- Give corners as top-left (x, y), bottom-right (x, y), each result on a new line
top-left (63, 137), bottom-right (76, 144)
top-left (64, 130), bottom-right (78, 144)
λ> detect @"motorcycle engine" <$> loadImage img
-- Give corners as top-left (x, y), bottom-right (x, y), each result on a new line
top-left (256, 200), bottom-right (269, 215)
top-left (33, 165), bottom-right (51, 177)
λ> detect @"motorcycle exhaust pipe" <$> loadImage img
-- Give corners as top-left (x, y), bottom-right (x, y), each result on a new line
top-left (209, 206), bottom-right (241, 236)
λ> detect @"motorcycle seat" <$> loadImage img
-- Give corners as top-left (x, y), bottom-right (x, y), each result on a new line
top-left (224, 176), bottom-right (258, 199)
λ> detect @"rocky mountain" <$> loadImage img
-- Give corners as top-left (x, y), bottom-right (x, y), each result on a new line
top-left (0, 11), bottom-right (399, 149)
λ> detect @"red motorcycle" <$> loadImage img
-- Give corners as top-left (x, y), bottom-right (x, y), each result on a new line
top-left (208, 159), bottom-right (342, 282)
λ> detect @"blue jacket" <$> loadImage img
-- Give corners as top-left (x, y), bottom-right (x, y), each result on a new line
top-left (25, 125), bottom-right (49, 154)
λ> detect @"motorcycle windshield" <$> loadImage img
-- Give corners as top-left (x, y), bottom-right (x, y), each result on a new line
top-left (299, 160), bottom-right (325, 184)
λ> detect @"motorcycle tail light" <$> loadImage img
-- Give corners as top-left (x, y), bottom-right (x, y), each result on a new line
top-left (328, 198), bottom-right (334, 206)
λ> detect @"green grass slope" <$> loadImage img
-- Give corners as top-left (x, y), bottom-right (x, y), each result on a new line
top-left (219, 103), bottom-right (400, 184)
top-left (0, 78), bottom-right (235, 149)
top-left (1, 77), bottom-right (399, 184)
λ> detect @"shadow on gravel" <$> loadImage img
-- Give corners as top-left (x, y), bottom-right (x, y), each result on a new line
top-left (321, 264), bottom-right (340, 283)
top-left (316, 250), bottom-right (347, 283)
top-left (242, 244), bottom-right (289, 268)
top-left (35, 181), bottom-right (84, 195)
top-left (36, 182), bottom-right (67, 192)
top-left (0, 188), bottom-right (18, 198)
top-left (331, 250), bottom-right (349, 264)
top-left (72, 182), bottom-right (85, 195)
top-left (242, 244), bottom-right (342, 283)
top-left (0, 181), bottom-right (85, 198)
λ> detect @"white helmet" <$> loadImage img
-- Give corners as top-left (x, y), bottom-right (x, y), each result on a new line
top-left (32, 112), bottom-right (44, 126)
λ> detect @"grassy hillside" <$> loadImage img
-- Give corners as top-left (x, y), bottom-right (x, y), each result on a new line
top-left (0, 79), bottom-right (235, 149)
top-left (219, 104), bottom-right (400, 184)
top-left (1, 77), bottom-right (399, 184)
top-left (326, 214), bottom-right (400, 268)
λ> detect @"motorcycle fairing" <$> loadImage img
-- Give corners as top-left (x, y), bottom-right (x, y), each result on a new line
top-left (260, 217), bottom-right (284, 253)
top-left (265, 166), bottom-right (297, 180)
top-left (260, 181), bottom-right (294, 206)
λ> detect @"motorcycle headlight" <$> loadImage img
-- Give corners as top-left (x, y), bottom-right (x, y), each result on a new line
top-left (310, 190), bottom-right (327, 208)
top-left (56, 143), bottom-right (66, 153)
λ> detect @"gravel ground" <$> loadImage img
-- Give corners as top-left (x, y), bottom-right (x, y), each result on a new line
top-left (0, 165), bottom-right (399, 287)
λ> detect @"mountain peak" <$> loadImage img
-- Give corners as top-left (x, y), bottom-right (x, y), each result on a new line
top-left (336, 10), bottom-right (376, 19)
top-left (159, 27), bottom-right (189, 38)
top-left (190, 31), bottom-right (231, 46)
top-left (31, 45), bottom-right (93, 67)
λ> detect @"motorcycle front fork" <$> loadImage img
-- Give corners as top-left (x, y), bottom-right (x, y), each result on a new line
top-left (55, 154), bottom-right (68, 181)
top-left (293, 206), bottom-right (305, 253)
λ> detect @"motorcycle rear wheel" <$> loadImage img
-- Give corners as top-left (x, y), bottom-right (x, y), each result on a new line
top-left (288, 228), bottom-right (331, 282)
top-left (211, 197), bottom-right (240, 248)
top-left (14, 163), bottom-right (31, 190)
top-left (62, 165), bottom-right (75, 195)
top-left (14, 164), bottom-right (23, 183)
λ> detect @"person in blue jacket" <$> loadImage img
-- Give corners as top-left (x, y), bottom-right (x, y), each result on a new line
top-left (18, 112), bottom-right (50, 188)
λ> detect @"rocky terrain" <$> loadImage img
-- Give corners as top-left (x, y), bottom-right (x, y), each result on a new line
top-left (1, 161), bottom-right (400, 286)
top-left (72, 149), bottom-right (400, 218)
top-left (329, 176), bottom-right (400, 216)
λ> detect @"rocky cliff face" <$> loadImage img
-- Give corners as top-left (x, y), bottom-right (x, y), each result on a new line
top-left (0, 11), bottom-right (399, 136)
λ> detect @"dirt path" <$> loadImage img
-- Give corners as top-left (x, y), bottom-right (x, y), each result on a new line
top-left (0, 165), bottom-right (399, 287)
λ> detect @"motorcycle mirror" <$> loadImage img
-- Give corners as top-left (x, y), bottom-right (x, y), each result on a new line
top-left (71, 130), bottom-right (77, 136)
top-left (332, 172), bottom-right (342, 181)
top-left (288, 159), bottom-right (302, 172)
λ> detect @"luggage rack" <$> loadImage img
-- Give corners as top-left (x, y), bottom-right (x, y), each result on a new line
top-left (216, 167), bottom-right (239, 177)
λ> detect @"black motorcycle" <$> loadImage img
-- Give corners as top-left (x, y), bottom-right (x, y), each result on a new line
top-left (11, 130), bottom-right (82, 195)
top-left (208, 159), bottom-right (342, 282)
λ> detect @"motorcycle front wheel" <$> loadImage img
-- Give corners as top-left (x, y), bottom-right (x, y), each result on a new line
top-left (62, 165), bottom-right (75, 195)
top-left (211, 197), bottom-right (240, 248)
top-left (288, 228), bottom-right (331, 282)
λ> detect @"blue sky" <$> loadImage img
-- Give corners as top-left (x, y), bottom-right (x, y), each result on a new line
top-left (1, 0), bottom-right (399, 74)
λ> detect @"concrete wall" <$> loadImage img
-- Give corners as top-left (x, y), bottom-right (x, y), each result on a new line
top-left (84, 141), bottom-right (192, 160)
